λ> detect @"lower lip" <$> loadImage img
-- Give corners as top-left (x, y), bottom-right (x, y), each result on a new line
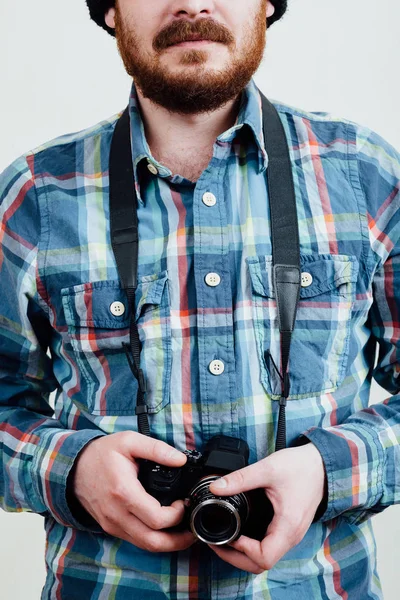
top-left (171, 40), bottom-right (214, 47)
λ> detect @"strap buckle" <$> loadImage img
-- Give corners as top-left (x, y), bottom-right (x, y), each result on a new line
top-left (113, 225), bottom-right (138, 246)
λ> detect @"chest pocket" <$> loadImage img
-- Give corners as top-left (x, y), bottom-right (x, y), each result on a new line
top-left (61, 272), bottom-right (171, 415)
top-left (246, 254), bottom-right (359, 399)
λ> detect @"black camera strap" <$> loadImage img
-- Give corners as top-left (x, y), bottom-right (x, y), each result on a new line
top-left (109, 88), bottom-right (301, 451)
top-left (109, 108), bottom-right (150, 437)
top-left (262, 93), bottom-right (301, 451)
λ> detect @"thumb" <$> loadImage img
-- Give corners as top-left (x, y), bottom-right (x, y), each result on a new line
top-left (209, 459), bottom-right (271, 496)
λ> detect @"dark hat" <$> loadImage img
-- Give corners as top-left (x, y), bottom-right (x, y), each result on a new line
top-left (86, 1), bottom-right (288, 36)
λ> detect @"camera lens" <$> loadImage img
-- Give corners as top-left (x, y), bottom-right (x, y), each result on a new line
top-left (200, 504), bottom-right (232, 536)
top-left (192, 500), bottom-right (238, 544)
top-left (188, 476), bottom-right (249, 545)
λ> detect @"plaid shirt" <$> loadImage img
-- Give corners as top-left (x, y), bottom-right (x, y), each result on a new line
top-left (1, 77), bottom-right (400, 599)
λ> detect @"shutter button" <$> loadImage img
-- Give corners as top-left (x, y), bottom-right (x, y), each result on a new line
top-left (205, 273), bottom-right (221, 287)
top-left (110, 301), bottom-right (126, 316)
top-left (301, 272), bottom-right (313, 287)
top-left (209, 360), bottom-right (225, 375)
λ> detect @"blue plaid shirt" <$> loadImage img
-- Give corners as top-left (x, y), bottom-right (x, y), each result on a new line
top-left (1, 77), bottom-right (400, 599)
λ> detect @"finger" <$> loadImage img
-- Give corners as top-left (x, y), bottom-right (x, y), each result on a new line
top-left (120, 432), bottom-right (188, 467)
top-left (120, 510), bottom-right (197, 553)
top-left (120, 479), bottom-right (187, 530)
top-left (207, 543), bottom-right (265, 575)
top-left (107, 449), bottom-right (187, 530)
top-left (231, 516), bottom-right (303, 570)
top-left (228, 535), bottom-right (265, 565)
top-left (209, 459), bottom-right (270, 496)
top-left (260, 515), bottom-right (304, 567)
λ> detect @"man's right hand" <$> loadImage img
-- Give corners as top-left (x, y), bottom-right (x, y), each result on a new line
top-left (72, 431), bottom-right (197, 553)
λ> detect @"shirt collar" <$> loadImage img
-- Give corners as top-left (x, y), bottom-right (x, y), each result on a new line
top-left (128, 77), bottom-right (269, 205)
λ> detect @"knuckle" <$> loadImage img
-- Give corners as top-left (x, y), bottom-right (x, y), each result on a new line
top-left (111, 484), bottom-right (128, 501)
top-left (260, 558), bottom-right (274, 571)
top-left (101, 511), bottom-right (115, 523)
top-left (117, 430), bottom-right (134, 444)
top-left (143, 534), bottom-right (162, 553)
top-left (99, 517), bottom-right (115, 534)
top-left (260, 550), bottom-right (275, 571)
top-left (118, 430), bottom-right (140, 452)
top-left (229, 469), bottom-right (245, 489)
top-left (153, 439), bottom-right (172, 462)
top-left (147, 513), bottom-right (165, 530)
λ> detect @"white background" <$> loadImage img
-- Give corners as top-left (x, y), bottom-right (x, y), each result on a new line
top-left (0, 0), bottom-right (399, 597)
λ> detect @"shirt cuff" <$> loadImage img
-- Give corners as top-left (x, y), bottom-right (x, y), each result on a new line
top-left (31, 429), bottom-right (107, 532)
top-left (296, 422), bottom-right (385, 523)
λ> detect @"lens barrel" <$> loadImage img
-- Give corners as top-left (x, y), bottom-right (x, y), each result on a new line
top-left (188, 475), bottom-right (249, 545)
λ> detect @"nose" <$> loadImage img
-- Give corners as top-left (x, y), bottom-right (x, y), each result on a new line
top-left (171, 0), bottom-right (216, 19)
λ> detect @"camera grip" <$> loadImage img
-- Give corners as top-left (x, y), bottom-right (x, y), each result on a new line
top-left (137, 458), bottom-right (184, 506)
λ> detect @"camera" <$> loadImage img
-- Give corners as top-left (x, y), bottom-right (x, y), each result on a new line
top-left (138, 435), bottom-right (274, 545)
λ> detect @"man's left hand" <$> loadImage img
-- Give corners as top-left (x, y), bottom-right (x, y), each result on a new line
top-left (207, 442), bottom-right (326, 574)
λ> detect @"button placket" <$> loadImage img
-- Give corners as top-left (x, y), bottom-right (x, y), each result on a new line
top-left (193, 144), bottom-right (239, 438)
top-left (205, 273), bottom-right (221, 287)
top-left (209, 360), bottom-right (225, 375)
top-left (202, 192), bottom-right (217, 207)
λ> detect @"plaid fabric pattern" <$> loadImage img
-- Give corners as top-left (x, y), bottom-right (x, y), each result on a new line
top-left (0, 77), bottom-right (399, 599)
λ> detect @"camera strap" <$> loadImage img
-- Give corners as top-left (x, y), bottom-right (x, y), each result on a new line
top-left (109, 88), bottom-right (301, 451)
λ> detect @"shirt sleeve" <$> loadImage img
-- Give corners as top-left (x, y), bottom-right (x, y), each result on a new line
top-left (0, 154), bottom-right (106, 532)
top-left (296, 124), bottom-right (400, 526)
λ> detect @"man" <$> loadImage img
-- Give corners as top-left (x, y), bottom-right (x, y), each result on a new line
top-left (0, 0), bottom-right (399, 598)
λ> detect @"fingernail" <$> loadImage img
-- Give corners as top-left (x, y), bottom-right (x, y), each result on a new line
top-left (212, 477), bottom-right (227, 489)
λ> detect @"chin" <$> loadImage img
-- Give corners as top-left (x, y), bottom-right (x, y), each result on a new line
top-left (167, 57), bottom-right (225, 71)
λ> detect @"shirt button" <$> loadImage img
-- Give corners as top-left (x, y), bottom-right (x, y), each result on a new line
top-left (205, 272), bottom-right (221, 287)
top-left (147, 163), bottom-right (158, 175)
top-left (202, 192), bottom-right (216, 207)
top-left (301, 272), bottom-right (313, 287)
top-left (209, 360), bottom-right (225, 375)
top-left (110, 301), bottom-right (126, 316)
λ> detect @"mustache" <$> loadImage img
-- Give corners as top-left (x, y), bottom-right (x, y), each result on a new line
top-left (153, 18), bottom-right (235, 51)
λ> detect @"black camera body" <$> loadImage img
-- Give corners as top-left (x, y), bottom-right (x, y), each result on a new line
top-left (138, 435), bottom-right (274, 545)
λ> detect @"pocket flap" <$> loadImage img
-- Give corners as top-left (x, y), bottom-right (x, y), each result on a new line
top-left (61, 271), bottom-right (169, 328)
top-left (135, 271), bottom-right (169, 320)
top-left (246, 254), bottom-right (358, 299)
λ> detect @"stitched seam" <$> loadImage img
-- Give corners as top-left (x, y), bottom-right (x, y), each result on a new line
top-left (28, 162), bottom-right (51, 317)
top-left (348, 121), bottom-right (376, 275)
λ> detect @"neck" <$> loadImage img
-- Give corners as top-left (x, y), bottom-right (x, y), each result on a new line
top-left (135, 84), bottom-right (243, 158)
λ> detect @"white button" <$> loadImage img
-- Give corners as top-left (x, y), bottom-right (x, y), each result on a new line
top-left (110, 301), bottom-right (126, 316)
top-left (205, 272), bottom-right (221, 287)
top-left (301, 272), bottom-right (313, 287)
top-left (202, 192), bottom-right (217, 207)
top-left (147, 163), bottom-right (158, 175)
top-left (209, 360), bottom-right (225, 375)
